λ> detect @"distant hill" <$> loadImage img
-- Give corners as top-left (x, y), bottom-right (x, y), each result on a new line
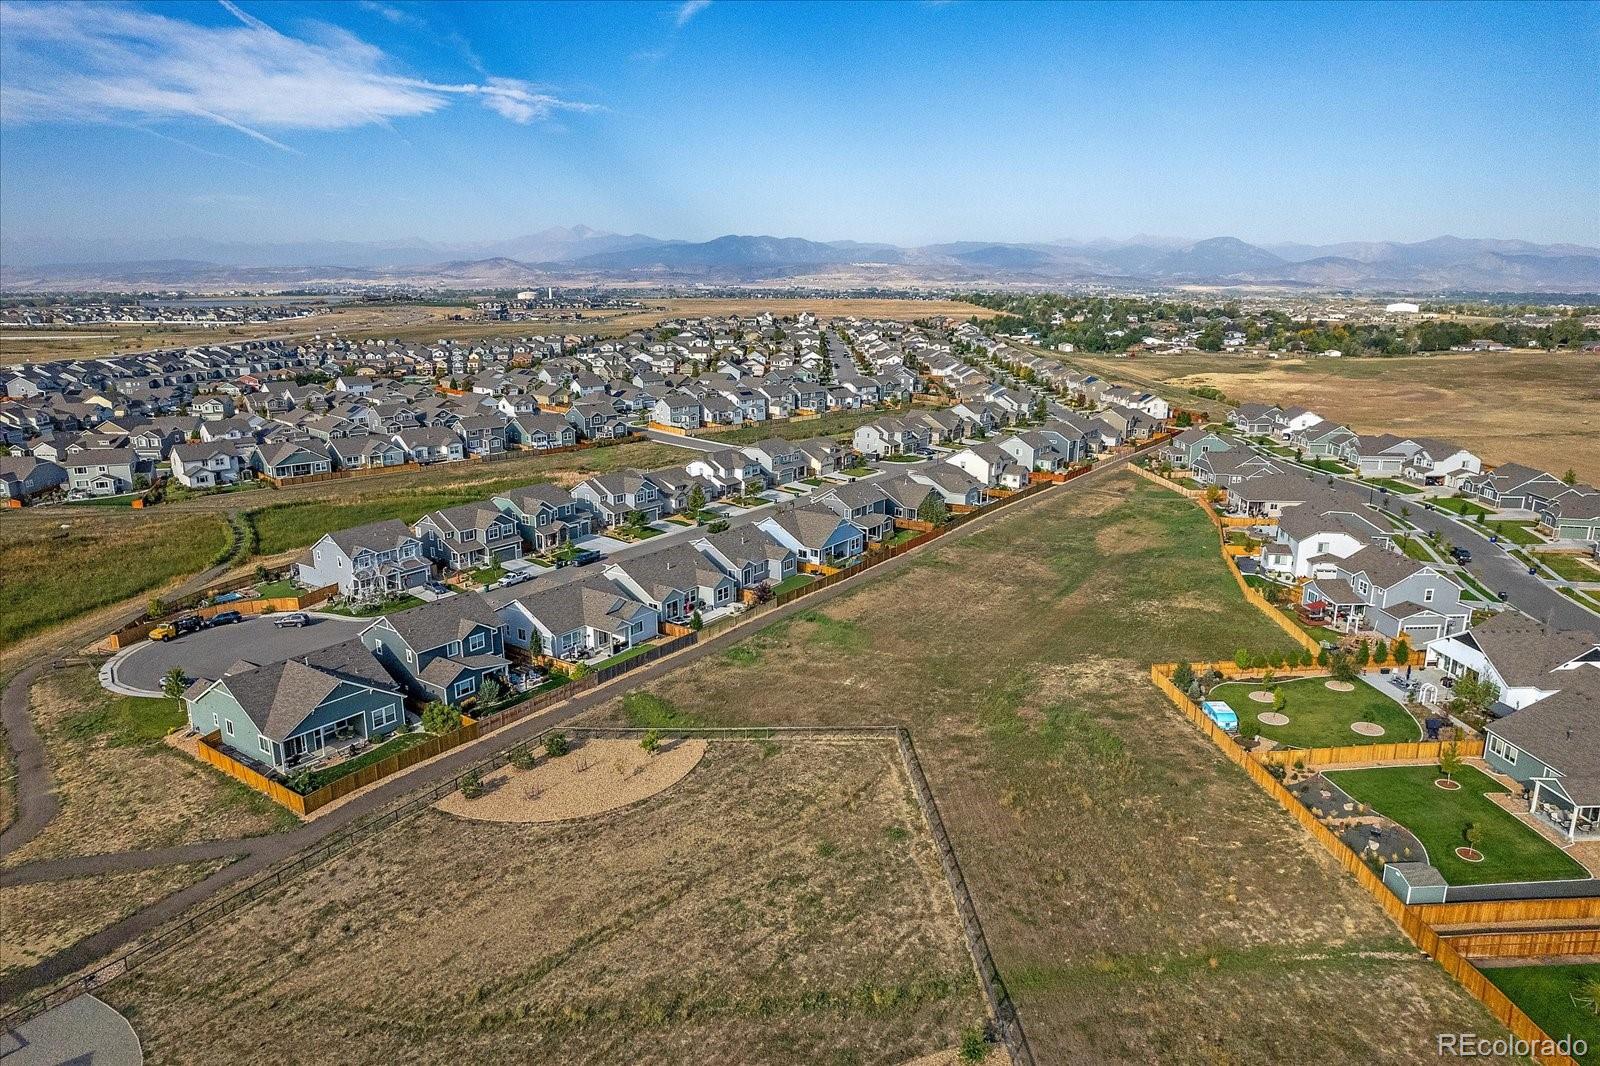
top-left (4, 229), bottom-right (1596, 293)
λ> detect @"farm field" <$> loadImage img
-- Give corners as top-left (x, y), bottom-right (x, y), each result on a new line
top-left (1328, 765), bottom-right (1590, 886)
top-left (104, 740), bottom-right (988, 1065)
top-left (1480, 962), bottom-right (1600, 1066)
top-left (1054, 349), bottom-right (1600, 483)
top-left (2, 665), bottom-right (293, 868)
top-left (587, 473), bottom-right (1514, 1062)
top-left (1209, 676), bottom-right (1421, 749)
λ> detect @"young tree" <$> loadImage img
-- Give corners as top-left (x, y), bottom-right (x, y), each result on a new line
top-left (460, 768), bottom-right (484, 800)
top-left (1563, 468), bottom-right (1578, 486)
top-left (640, 729), bottom-right (662, 757)
top-left (1235, 648), bottom-right (1251, 670)
top-left (1393, 636), bottom-right (1411, 664)
top-left (1172, 662), bottom-right (1195, 690)
top-left (1272, 689), bottom-right (1288, 714)
top-left (147, 595), bottom-right (166, 620)
top-left (544, 731), bottom-right (570, 758)
top-left (1438, 742), bottom-right (1463, 782)
top-left (477, 675), bottom-right (504, 708)
top-left (1203, 485), bottom-right (1223, 508)
top-left (917, 493), bottom-right (951, 527)
top-left (1373, 639), bottom-right (1389, 666)
top-left (690, 608), bottom-right (703, 631)
top-left (1355, 639), bottom-right (1371, 668)
top-left (1462, 821), bottom-right (1483, 854)
top-left (422, 701), bottom-right (461, 734)
top-left (1331, 653), bottom-right (1359, 684)
top-left (161, 666), bottom-right (187, 703)
top-left (686, 483), bottom-right (707, 517)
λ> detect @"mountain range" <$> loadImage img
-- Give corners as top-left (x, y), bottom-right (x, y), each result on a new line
top-left (3, 227), bottom-right (1596, 293)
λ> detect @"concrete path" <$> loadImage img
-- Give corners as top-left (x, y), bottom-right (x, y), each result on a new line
top-left (0, 994), bottom-right (141, 1065)
top-left (0, 444), bottom-right (1146, 1005)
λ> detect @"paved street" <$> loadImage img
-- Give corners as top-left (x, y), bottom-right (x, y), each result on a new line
top-left (109, 615), bottom-right (369, 696)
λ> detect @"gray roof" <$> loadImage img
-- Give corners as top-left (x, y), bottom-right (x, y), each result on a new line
top-left (1491, 675), bottom-right (1600, 804)
top-left (697, 526), bottom-right (792, 567)
top-left (370, 594), bottom-right (504, 653)
top-left (1467, 614), bottom-right (1600, 688)
top-left (325, 519), bottom-right (417, 556)
top-left (215, 638), bottom-right (399, 742)
top-left (767, 504), bottom-right (857, 549)
top-left (499, 576), bottom-right (653, 637)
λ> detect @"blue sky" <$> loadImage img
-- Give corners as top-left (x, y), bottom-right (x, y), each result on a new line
top-left (1, 0), bottom-right (1597, 249)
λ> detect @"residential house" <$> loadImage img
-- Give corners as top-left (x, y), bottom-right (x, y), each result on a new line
top-left (360, 596), bottom-right (511, 705)
top-left (0, 455), bottom-right (66, 502)
top-left (741, 438), bottom-right (807, 485)
top-left (813, 481), bottom-right (895, 541)
top-left (250, 441), bottom-right (333, 480)
top-left (298, 519), bottom-right (430, 600)
top-left (757, 505), bottom-right (867, 565)
top-left (183, 639), bottom-right (407, 773)
top-left (652, 392), bottom-right (703, 429)
top-left (571, 469), bottom-right (663, 526)
top-left (492, 484), bottom-right (593, 553)
top-left (65, 447), bottom-right (145, 496)
top-left (492, 576), bottom-right (660, 661)
top-left (1300, 546), bottom-right (1469, 642)
top-left (393, 426), bottom-right (465, 465)
top-left (1160, 428), bottom-right (1232, 469)
top-left (169, 440), bottom-right (243, 489)
top-left (326, 435), bottom-right (408, 472)
top-left (605, 545), bottom-right (736, 620)
top-left (692, 527), bottom-right (797, 588)
top-left (508, 412), bottom-right (578, 450)
top-left (412, 503), bottom-right (524, 572)
top-left (908, 464), bottom-right (989, 508)
top-left (853, 417), bottom-right (929, 458)
top-left (944, 444), bottom-right (1027, 489)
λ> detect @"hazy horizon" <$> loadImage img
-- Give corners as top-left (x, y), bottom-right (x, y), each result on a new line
top-left (2, 0), bottom-right (1597, 253)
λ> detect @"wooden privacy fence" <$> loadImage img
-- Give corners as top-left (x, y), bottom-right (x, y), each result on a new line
top-left (1444, 929), bottom-right (1600, 959)
top-left (1252, 738), bottom-right (1485, 768)
top-left (109, 584), bottom-right (339, 649)
top-left (1149, 664), bottom-right (1586, 1066)
top-left (1417, 897), bottom-right (1600, 929)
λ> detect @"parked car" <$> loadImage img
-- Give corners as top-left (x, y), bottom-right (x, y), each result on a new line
top-left (272, 612), bottom-right (311, 628)
top-left (492, 572), bottom-right (532, 589)
top-left (149, 621), bottom-right (179, 642)
top-left (211, 610), bottom-right (243, 626)
top-left (150, 614), bottom-right (204, 642)
top-left (558, 548), bottom-right (603, 568)
top-left (1450, 546), bottom-right (1472, 563)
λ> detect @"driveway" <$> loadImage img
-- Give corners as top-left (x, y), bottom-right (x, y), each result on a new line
top-left (641, 428), bottom-right (728, 452)
top-left (110, 615), bottom-right (369, 695)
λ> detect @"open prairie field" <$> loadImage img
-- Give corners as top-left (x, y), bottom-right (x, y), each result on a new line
top-left (1056, 348), bottom-right (1598, 483)
top-left (590, 473), bottom-right (1515, 1063)
top-left (105, 740), bottom-right (988, 1066)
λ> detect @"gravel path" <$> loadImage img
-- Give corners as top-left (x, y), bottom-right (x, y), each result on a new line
top-left (435, 738), bottom-right (705, 823)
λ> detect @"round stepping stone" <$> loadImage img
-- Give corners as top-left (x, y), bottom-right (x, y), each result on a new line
top-left (1258, 711), bottom-right (1290, 726)
top-left (1325, 680), bottom-right (1355, 692)
top-left (1248, 690), bottom-right (1276, 703)
top-left (1350, 721), bottom-right (1385, 736)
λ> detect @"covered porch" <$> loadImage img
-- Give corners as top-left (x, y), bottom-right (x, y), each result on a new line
top-left (1528, 778), bottom-right (1600, 843)
top-left (282, 711), bottom-right (369, 769)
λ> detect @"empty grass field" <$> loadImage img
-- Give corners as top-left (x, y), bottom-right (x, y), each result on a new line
top-left (1054, 348), bottom-right (1600, 483)
top-left (1480, 962), bottom-right (1600, 1065)
top-left (3, 665), bottom-right (294, 868)
top-left (105, 741), bottom-right (988, 1065)
top-left (1328, 765), bottom-right (1590, 886)
top-left (1209, 676), bottom-right (1420, 748)
top-left (0, 510), bottom-right (231, 646)
top-left (582, 473), bottom-right (1513, 1061)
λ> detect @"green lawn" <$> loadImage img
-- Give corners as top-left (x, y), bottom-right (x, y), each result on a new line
top-left (1429, 496), bottom-right (1493, 518)
top-left (254, 578), bottom-right (300, 599)
top-left (770, 573), bottom-right (818, 595)
top-left (1395, 535), bottom-right (1442, 564)
top-left (1302, 458), bottom-right (1352, 474)
top-left (1486, 520), bottom-right (1544, 546)
top-left (470, 562), bottom-right (506, 586)
top-left (1534, 552), bottom-right (1600, 583)
top-left (840, 465), bottom-right (873, 477)
top-left (1362, 478), bottom-right (1421, 495)
top-left (1559, 586), bottom-right (1600, 612)
top-left (593, 643), bottom-right (655, 670)
top-left (885, 529), bottom-right (922, 547)
top-left (62, 686), bottom-right (185, 747)
top-left (324, 594), bottom-right (425, 618)
top-left (1328, 765), bottom-right (1590, 886)
top-left (301, 730), bottom-right (432, 792)
top-left (880, 454), bottom-right (925, 463)
top-left (1482, 963), bottom-right (1600, 1063)
top-left (1452, 569), bottom-right (1494, 602)
top-left (1210, 676), bottom-right (1418, 748)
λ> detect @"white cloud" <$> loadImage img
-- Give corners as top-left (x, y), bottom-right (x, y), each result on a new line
top-left (674, 0), bottom-right (711, 28)
top-left (0, 1), bottom-right (594, 148)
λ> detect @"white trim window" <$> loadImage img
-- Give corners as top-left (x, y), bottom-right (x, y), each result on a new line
top-left (225, 719), bottom-right (234, 737)
top-left (371, 705), bottom-right (399, 730)
top-left (1486, 733), bottom-right (1517, 766)
top-left (453, 678), bottom-right (476, 700)
top-left (469, 631), bottom-right (486, 653)
top-left (258, 736), bottom-right (271, 755)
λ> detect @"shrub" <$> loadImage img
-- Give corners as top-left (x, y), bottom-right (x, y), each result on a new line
top-left (1317, 647), bottom-right (1331, 668)
top-left (544, 731), bottom-right (570, 758)
top-left (286, 768), bottom-right (313, 794)
top-left (1330, 653), bottom-right (1359, 684)
top-left (958, 1026), bottom-right (989, 1063)
top-left (477, 676), bottom-right (505, 708)
top-left (1273, 689), bottom-right (1288, 713)
top-left (640, 729), bottom-right (662, 756)
top-left (421, 701), bottom-right (461, 735)
top-left (1234, 647), bottom-right (1251, 670)
top-left (1172, 662), bottom-right (1195, 690)
top-left (460, 768), bottom-right (483, 800)
top-left (1355, 639), bottom-right (1371, 667)
top-left (1393, 637), bottom-right (1410, 663)
top-left (1373, 639), bottom-right (1389, 665)
top-left (690, 609), bottom-right (703, 631)
top-left (1251, 653), bottom-right (1269, 670)
top-left (509, 747), bottom-right (536, 771)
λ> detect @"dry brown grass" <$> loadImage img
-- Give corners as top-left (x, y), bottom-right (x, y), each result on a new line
top-left (586, 473), bottom-right (1516, 1062)
top-left (106, 741), bottom-right (987, 1065)
top-left (1066, 348), bottom-right (1599, 483)
top-left (2, 666), bottom-right (294, 868)
top-left (0, 860), bottom-right (228, 982)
